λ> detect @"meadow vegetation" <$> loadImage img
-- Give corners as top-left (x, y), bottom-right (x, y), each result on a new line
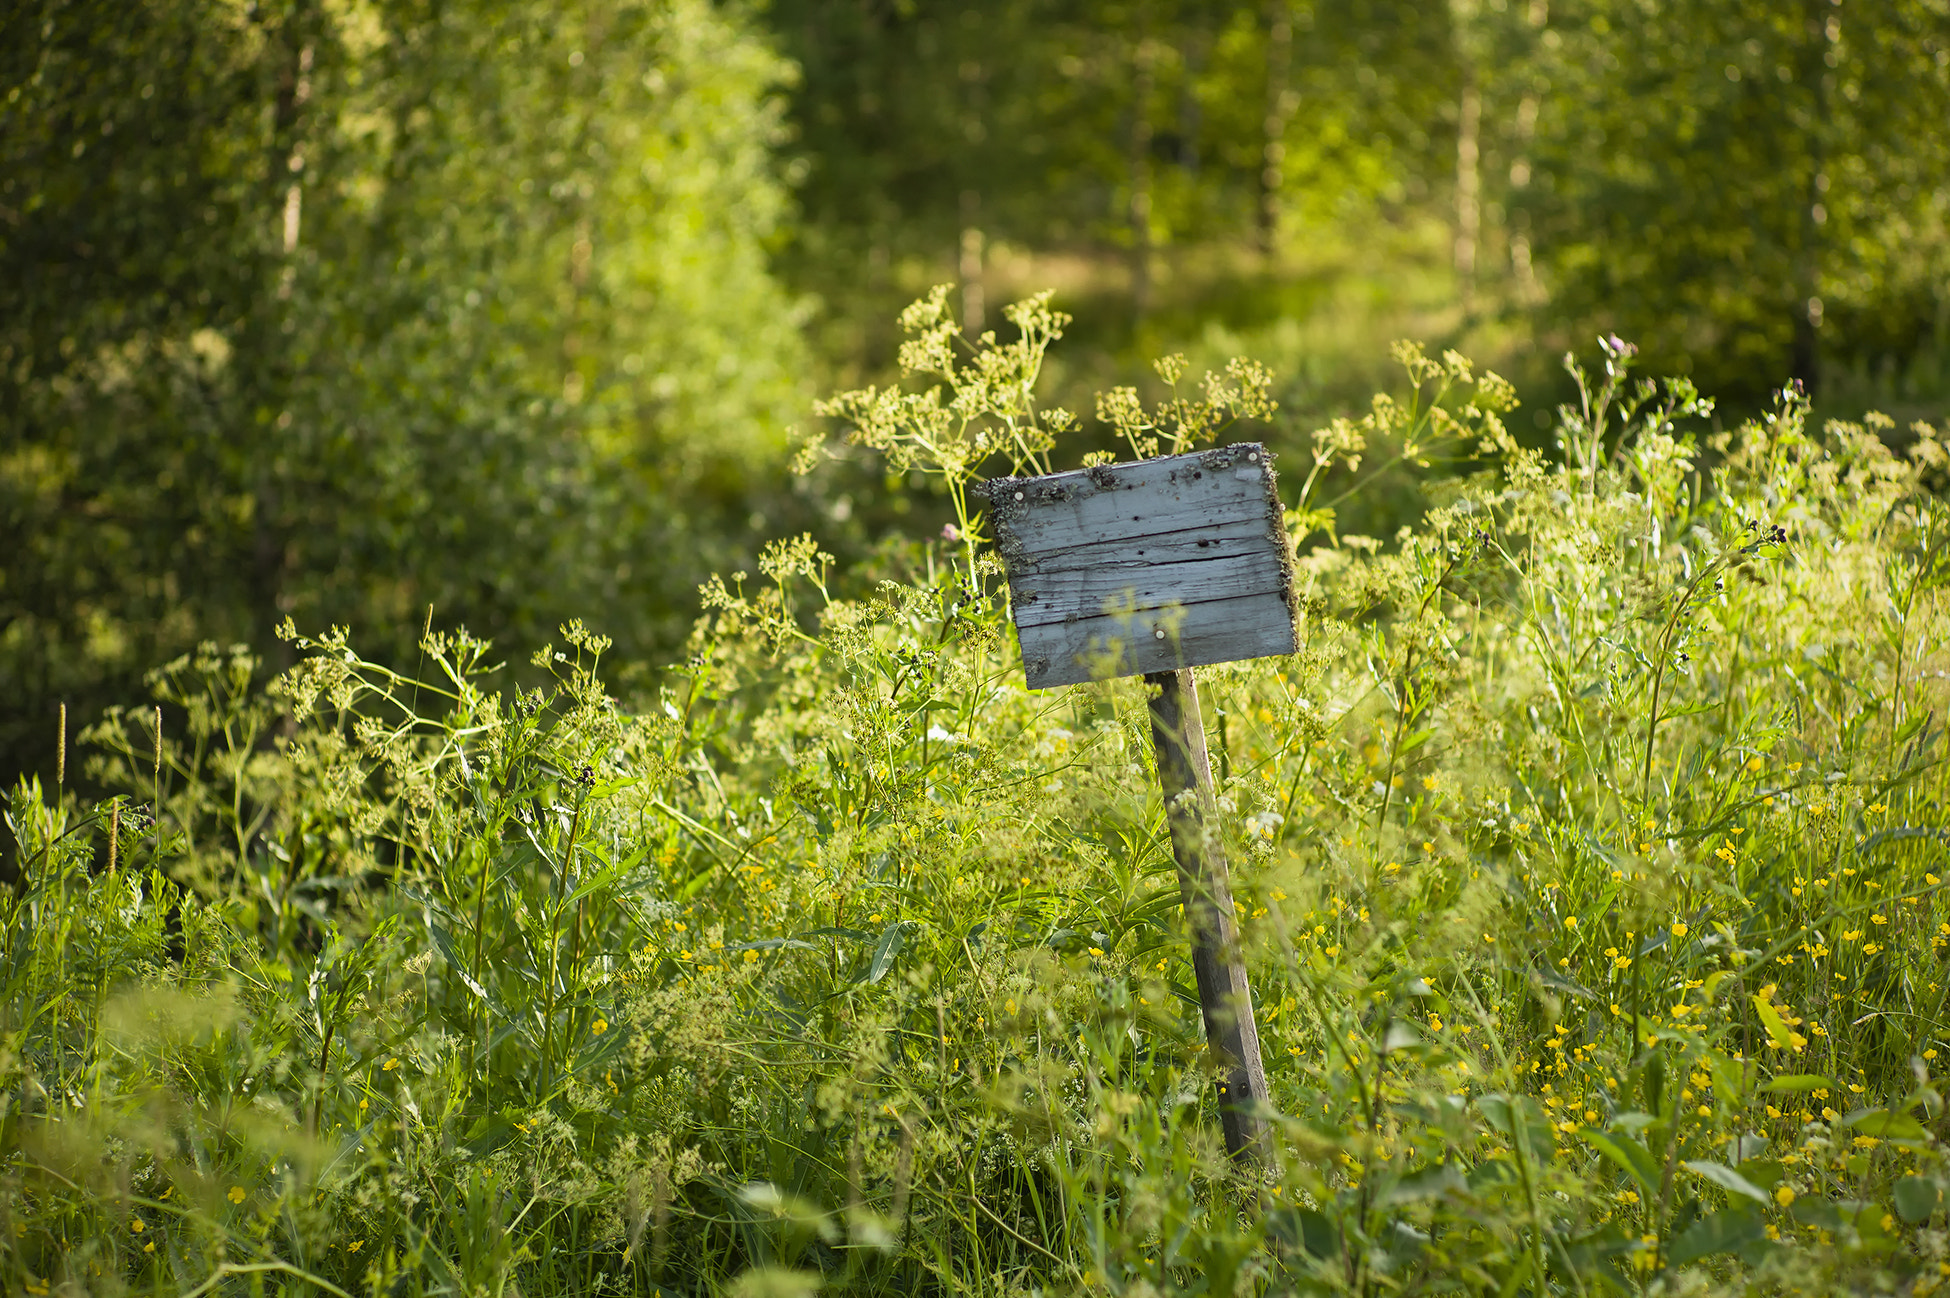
top-left (5, 292), bottom-right (1950, 1295)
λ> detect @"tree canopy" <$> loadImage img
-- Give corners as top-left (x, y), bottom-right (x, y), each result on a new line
top-left (2, 0), bottom-right (808, 776)
top-left (3, 0), bottom-right (1947, 782)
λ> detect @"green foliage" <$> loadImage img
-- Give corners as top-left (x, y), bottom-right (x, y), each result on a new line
top-left (767, 0), bottom-right (1950, 432)
top-left (1522, 0), bottom-right (1950, 400)
top-left (0, 0), bottom-right (808, 785)
top-left (7, 296), bottom-right (1950, 1296)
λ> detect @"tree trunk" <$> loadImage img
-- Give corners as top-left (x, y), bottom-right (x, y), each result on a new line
top-left (1129, 34), bottom-right (1155, 318)
top-left (1258, 3), bottom-right (1294, 256)
top-left (1790, 0), bottom-right (1832, 394)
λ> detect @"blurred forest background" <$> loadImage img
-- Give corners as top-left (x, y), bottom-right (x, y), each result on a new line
top-left (4, 0), bottom-right (1948, 785)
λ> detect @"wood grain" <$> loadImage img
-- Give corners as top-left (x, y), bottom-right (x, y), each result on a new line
top-left (984, 443), bottom-right (1297, 687)
top-left (1015, 590), bottom-right (1296, 689)
top-left (1010, 548), bottom-right (1289, 628)
top-left (1146, 667), bottom-right (1270, 1163)
top-left (1007, 513), bottom-right (1275, 575)
top-left (986, 445), bottom-right (1280, 561)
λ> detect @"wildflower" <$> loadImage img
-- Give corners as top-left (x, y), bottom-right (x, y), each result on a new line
top-left (1871, 914), bottom-right (1887, 925)
top-left (1564, 915), bottom-right (1578, 929)
top-left (592, 1017), bottom-right (609, 1033)
top-left (382, 1057), bottom-right (399, 1071)
top-left (1672, 922), bottom-right (1688, 937)
top-left (1776, 1185), bottom-right (1795, 1207)
top-left (131, 1219), bottom-right (145, 1232)
top-left (228, 1186), bottom-right (246, 1204)
top-left (349, 1240), bottom-right (364, 1253)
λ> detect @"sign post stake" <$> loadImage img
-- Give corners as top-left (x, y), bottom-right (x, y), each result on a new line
top-left (983, 442), bottom-right (1291, 1166)
top-left (1145, 666), bottom-right (1270, 1163)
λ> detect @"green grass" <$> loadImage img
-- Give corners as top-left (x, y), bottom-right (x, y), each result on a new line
top-left (4, 299), bottom-right (1950, 1297)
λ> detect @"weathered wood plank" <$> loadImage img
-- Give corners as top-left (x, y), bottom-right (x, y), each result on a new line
top-left (1016, 590), bottom-right (1296, 689)
top-left (1010, 548), bottom-right (1288, 628)
top-left (1007, 513), bottom-right (1275, 575)
top-left (1146, 667), bottom-right (1270, 1163)
top-left (985, 445), bottom-right (1279, 562)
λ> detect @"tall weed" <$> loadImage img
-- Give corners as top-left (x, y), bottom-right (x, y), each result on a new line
top-left (4, 296), bottom-right (1949, 1296)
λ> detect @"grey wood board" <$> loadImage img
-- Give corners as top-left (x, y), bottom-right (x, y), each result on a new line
top-left (1006, 514), bottom-right (1276, 575)
top-left (1016, 590), bottom-right (1297, 689)
top-left (986, 447), bottom-right (1279, 562)
top-left (1010, 548), bottom-right (1288, 629)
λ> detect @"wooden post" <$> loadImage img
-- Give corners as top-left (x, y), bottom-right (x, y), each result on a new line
top-left (1146, 667), bottom-right (1270, 1163)
top-left (983, 445), bottom-right (1291, 1164)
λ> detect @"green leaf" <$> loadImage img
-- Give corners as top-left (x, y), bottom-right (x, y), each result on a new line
top-left (1762, 1073), bottom-right (1836, 1093)
top-left (1681, 1160), bottom-right (1770, 1204)
top-left (1382, 1021), bottom-right (1423, 1053)
top-left (1581, 1129), bottom-right (1660, 1198)
top-left (1752, 997), bottom-right (1796, 1051)
top-left (1894, 1175), bottom-right (1943, 1224)
top-left (1841, 1108), bottom-right (1929, 1140)
top-left (1384, 1162), bottom-right (1467, 1204)
top-left (1668, 1207), bottom-right (1765, 1268)
top-left (866, 921), bottom-right (911, 984)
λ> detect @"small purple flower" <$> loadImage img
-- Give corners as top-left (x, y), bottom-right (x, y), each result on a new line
top-left (941, 523), bottom-right (961, 543)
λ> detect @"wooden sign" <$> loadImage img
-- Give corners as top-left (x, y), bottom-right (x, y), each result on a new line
top-left (981, 442), bottom-right (1292, 1164)
top-left (982, 444), bottom-right (1296, 689)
